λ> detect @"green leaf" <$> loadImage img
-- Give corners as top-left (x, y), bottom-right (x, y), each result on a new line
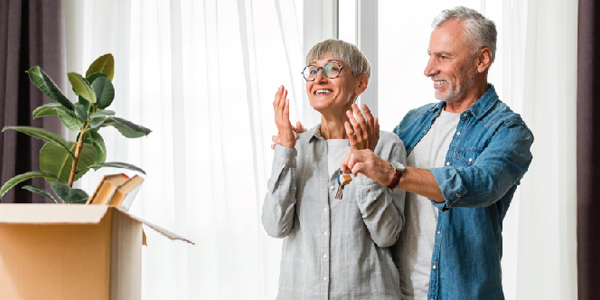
top-left (50, 182), bottom-right (89, 203)
top-left (89, 117), bottom-right (106, 129)
top-left (0, 171), bottom-right (60, 198)
top-left (84, 131), bottom-right (106, 165)
top-left (86, 72), bottom-right (108, 84)
top-left (40, 67), bottom-right (75, 110)
top-left (22, 185), bottom-right (58, 203)
top-left (2, 126), bottom-right (73, 157)
top-left (78, 95), bottom-right (91, 111)
top-left (89, 110), bottom-right (115, 119)
top-left (57, 110), bottom-right (83, 131)
top-left (40, 142), bottom-right (97, 183)
top-left (68, 72), bottom-right (96, 104)
top-left (32, 103), bottom-right (70, 119)
top-left (92, 77), bottom-right (115, 109)
top-left (86, 54), bottom-right (114, 80)
top-left (88, 162), bottom-right (146, 175)
top-left (74, 104), bottom-right (88, 120)
top-left (103, 117), bottom-right (151, 138)
top-left (26, 66), bottom-right (52, 99)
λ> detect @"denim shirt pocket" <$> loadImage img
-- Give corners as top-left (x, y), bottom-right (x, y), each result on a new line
top-left (452, 148), bottom-right (484, 167)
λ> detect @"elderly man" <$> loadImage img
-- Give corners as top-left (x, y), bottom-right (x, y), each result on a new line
top-left (342, 7), bottom-right (534, 300)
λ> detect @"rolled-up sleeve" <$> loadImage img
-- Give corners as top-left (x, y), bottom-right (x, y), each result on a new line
top-left (429, 121), bottom-right (534, 210)
top-left (261, 144), bottom-right (298, 238)
top-left (354, 138), bottom-right (406, 247)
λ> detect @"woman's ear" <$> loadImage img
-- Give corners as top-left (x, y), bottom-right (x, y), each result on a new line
top-left (353, 74), bottom-right (370, 96)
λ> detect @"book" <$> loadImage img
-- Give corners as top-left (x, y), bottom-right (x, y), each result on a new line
top-left (86, 173), bottom-right (130, 205)
top-left (109, 175), bottom-right (144, 210)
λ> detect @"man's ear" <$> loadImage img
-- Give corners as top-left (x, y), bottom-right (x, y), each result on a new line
top-left (354, 74), bottom-right (370, 96)
top-left (477, 47), bottom-right (493, 73)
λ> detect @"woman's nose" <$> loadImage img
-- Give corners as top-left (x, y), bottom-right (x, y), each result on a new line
top-left (314, 69), bottom-right (328, 83)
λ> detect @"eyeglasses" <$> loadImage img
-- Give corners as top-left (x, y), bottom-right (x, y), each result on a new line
top-left (301, 62), bottom-right (344, 81)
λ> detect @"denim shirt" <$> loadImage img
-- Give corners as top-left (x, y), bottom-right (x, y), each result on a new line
top-left (392, 85), bottom-right (533, 300)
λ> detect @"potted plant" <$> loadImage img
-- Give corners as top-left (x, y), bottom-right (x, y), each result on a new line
top-left (0, 54), bottom-right (150, 203)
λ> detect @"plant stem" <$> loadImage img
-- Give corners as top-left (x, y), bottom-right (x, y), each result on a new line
top-left (68, 127), bottom-right (87, 187)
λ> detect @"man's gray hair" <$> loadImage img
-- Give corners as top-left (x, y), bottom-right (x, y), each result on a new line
top-left (432, 6), bottom-right (497, 63)
top-left (306, 39), bottom-right (371, 78)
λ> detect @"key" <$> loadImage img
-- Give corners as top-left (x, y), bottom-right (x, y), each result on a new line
top-left (335, 174), bottom-right (352, 200)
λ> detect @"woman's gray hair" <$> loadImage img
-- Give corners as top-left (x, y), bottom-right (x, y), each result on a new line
top-left (432, 6), bottom-right (497, 63)
top-left (305, 39), bottom-right (371, 78)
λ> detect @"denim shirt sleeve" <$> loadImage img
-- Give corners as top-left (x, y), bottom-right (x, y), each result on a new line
top-left (429, 120), bottom-right (534, 210)
top-left (261, 144), bottom-right (297, 238)
top-left (354, 134), bottom-right (407, 247)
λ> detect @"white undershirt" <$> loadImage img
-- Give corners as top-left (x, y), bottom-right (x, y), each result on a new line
top-left (398, 110), bottom-right (461, 300)
top-left (326, 139), bottom-right (350, 178)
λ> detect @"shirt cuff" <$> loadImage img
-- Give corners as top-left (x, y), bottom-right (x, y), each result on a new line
top-left (428, 167), bottom-right (468, 211)
top-left (273, 144), bottom-right (297, 168)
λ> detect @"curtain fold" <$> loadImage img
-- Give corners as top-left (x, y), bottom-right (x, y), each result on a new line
top-left (577, 0), bottom-right (600, 298)
top-left (63, 0), bottom-right (306, 298)
top-left (0, 0), bottom-right (64, 203)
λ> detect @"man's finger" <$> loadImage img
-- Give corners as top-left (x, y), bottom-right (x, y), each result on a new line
top-left (351, 162), bottom-right (368, 177)
top-left (271, 143), bottom-right (276, 150)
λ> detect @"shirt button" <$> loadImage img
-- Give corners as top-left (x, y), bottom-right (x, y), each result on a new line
top-left (446, 162), bottom-right (450, 166)
top-left (456, 131), bottom-right (461, 136)
top-left (468, 158), bottom-right (473, 163)
top-left (463, 113), bottom-right (467, 117)
top-left (324, 207), bottom-right (328, 212)
top-left (323, 254), bottom-right (328, 259)
top-left (322, 277), bottom-right (328, 282)
top-left (433, 265), bottom-right (437, 269)
top-left (456, 194), bottom-right (461, 197)
top-left (330, 186), bottom-right (335, 190)
top-left (437, 231), bottom-right (441, 235)
top-left (324, 232), bottom-right (328, 236)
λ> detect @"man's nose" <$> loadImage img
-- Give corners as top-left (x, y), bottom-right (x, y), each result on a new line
top-left (424, 58), bottom-right (438, 77)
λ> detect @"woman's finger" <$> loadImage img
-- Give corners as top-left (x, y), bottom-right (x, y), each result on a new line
top-left (352, 104), bottom-right (369, 143)
top-left (345, 121), bottom-right (358, 148)
top-left (347, 110), bottom-right (364, 148)
top-left (362, 104), bottom-right (375, 149)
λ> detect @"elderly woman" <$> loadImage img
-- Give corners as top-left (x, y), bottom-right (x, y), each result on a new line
top-left (262, 39), bottom-right (406, 299)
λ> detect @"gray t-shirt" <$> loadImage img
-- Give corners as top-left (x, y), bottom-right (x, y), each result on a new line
top-left (397, 110), bottom-right (460, 300)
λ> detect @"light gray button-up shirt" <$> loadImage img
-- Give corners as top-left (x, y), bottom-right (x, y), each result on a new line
top-left (262, 125), bottom-right (407, 300)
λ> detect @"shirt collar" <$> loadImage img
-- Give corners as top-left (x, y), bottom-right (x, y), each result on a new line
top-left (467, 84), bottom-right (498, 119)
top-left (306, 124), bottom-right (324, 142)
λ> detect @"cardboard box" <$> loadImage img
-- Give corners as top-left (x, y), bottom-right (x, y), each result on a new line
top-left (0, 204), bottom-right (192, 300)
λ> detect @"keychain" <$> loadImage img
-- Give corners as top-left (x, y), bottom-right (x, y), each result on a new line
top-left (335, 174), bottom-right (352, 200)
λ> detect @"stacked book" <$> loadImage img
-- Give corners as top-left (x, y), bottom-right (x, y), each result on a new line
top-left (86, 174), bottom-right (144, 210)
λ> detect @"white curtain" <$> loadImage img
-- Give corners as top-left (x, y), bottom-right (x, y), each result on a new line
top-left (62, 0), bottom-right (578, 299)
top-left (63, 0), bottom-right (307, 299)
top-left (498, 0), bottom-right (578, 299)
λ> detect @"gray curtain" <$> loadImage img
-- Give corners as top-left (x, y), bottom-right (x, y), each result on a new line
top-left (0, 0), bottom-right (64, 203)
